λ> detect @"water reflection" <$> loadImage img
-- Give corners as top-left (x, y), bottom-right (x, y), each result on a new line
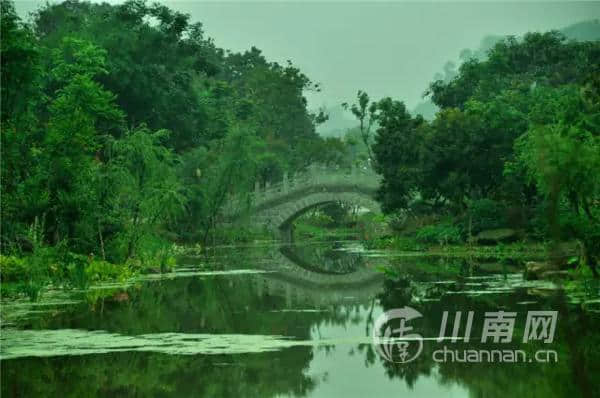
top-left (1, 241), bottom-right (599, 397)
top-left (281, 242), bottom-right (365, 274)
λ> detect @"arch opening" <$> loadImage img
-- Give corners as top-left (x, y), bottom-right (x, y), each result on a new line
top-left (275, 193), bottom-right (382, 242)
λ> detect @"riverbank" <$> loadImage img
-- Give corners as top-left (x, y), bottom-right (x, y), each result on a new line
top-left (0, 246), bottom-right (181, 302)
top-left (295, 216), bottom-right (576, 260)
top-left (0, 216), bottom-right (591, 304)
top-left (293, 215), bottom-right (593, 281)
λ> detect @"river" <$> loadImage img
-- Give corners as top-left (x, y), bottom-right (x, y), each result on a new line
top-left (1, 239), bottom-right (599, 397)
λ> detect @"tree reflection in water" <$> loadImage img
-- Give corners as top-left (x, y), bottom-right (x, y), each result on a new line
top-left (2, 244), bottom-right (599, 398)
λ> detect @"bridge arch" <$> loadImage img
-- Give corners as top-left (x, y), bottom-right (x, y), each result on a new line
top-left (254, 191), bottom-right (381, 240)
top-left (225, 167), bottom-right (382, 240)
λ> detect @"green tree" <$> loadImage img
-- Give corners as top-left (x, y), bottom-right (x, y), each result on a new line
top-left (176, 126), bottom-right (259, 244)
top-left (514, 85), bottom-right (600, 272)
top-left (1, 0), bottom-right (42, 245)
top-left (106, 126), bottom-right (186, 260)
top-left (41, 37), bottom-right (124, 246)
top-left (0, 0), bottom-right (39, 125)
top-left (342, 90), bottom-right (377, 160)
top-left (371, 98), bottom-right (425, 212)
top-left (33, 0), bottom-right (221, 151)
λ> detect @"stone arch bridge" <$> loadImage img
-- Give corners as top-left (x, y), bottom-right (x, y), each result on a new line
top-left (225, 167), bottom-right (382, 240)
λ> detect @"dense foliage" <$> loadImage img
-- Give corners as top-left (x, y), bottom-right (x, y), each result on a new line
top-left (367, 31), bottom-right (600, 271)
top-left (1, 0), bottom-right (348, 290)
top-left (2, 0), bottom-right (599, 297)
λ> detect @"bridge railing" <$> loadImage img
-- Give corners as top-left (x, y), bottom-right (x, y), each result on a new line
top-left (223, 165), bottom-right (381, 216)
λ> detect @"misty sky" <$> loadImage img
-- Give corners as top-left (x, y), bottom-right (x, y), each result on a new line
top-left (15, 1), bottom-right (600, 112)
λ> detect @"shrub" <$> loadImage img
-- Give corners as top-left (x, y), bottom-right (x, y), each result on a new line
top-left (465, 199), bottom-right (507, 234)
top-left (560, 213), bottom-right (600, 273)
top-left (1, 246), bottom-right (138, 300)
top-left (85, 260), bottom-right (133, 283)
top-left (135, 235), bottom-right (177, 273)
top-left (321, 202), bottom-right (347, 225)
top-left (0, 251), bottom-right (54, 301)
top-left (415, 222), bottom-right (462, 245)
top-left (0, 255), bottom-right (28, 282)
top-left (303, 212), bottom-right (335, 227)
top-left (387, 212), bottom-right (408, 232)
top-left (212, 225), bottom-right (266, 244)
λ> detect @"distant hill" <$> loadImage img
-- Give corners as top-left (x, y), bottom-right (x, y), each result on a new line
top-left (316, 104), bottom-right (357, 138)
top-left (561, 19), bottom-right (600, 41)
top-left (317, 20), bottom-right (600, 132)
top-left (411, 20), bottom-right (600, 120)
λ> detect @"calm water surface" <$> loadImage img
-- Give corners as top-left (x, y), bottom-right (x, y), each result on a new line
top-left (1, 240), bottom-right (599, 397)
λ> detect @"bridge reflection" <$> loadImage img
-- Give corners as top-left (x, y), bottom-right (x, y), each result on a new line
top-left (247, 243), bottom-right (385, 307)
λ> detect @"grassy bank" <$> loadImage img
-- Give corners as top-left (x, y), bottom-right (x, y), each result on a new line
top-left (0, 224), bottom-right (278, 302)
top-left (0, 244), bottom-right (181, 301)
top-left (365, 235), bottom-right (559, 259)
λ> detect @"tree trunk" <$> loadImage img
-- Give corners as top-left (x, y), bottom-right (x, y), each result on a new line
top-left (98, 222), bottom-right (106, 260)
top-left (582, 197), bottom-right (597, 222)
